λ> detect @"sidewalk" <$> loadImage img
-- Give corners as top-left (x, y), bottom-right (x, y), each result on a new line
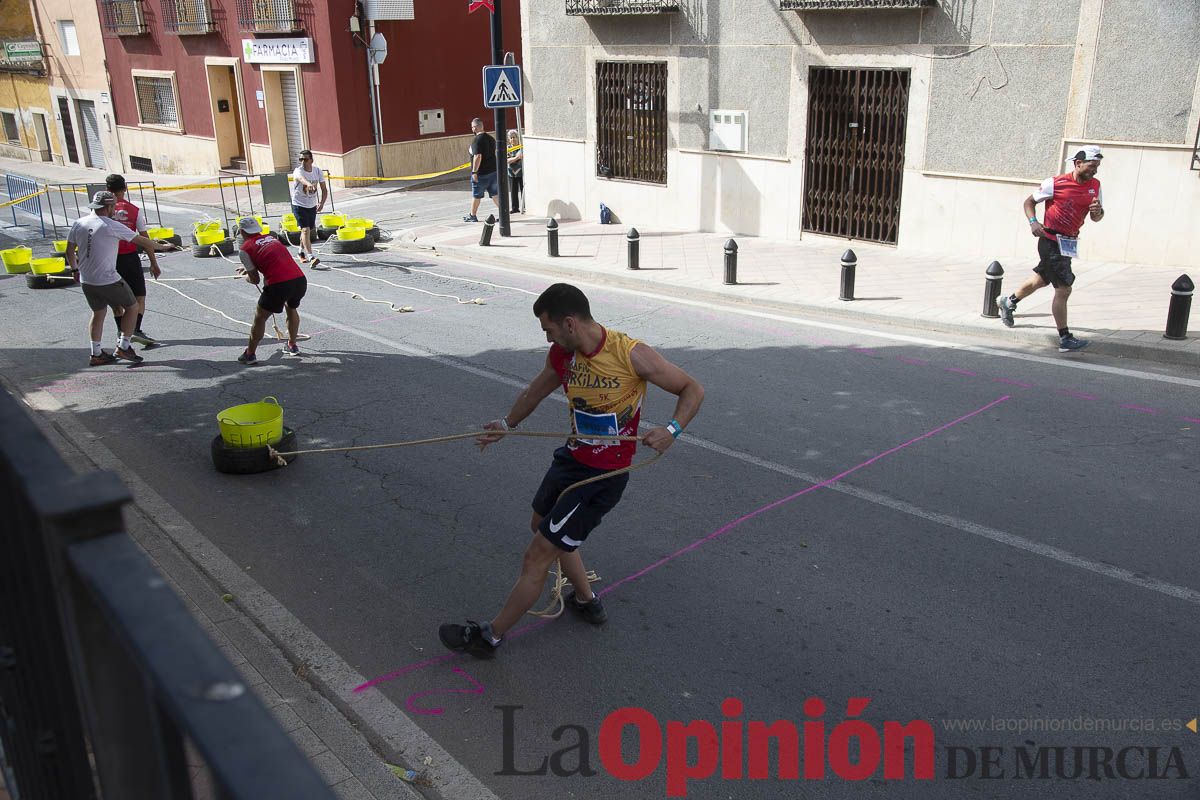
top-left (402, 213), bottom-right (1198, 367)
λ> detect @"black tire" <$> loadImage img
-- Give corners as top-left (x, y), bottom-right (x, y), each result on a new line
top-left (153, 235), bottom-right (183, 247)
top-left (366, 226), bottom-right (381, 242)
top-left (316, 226), bottom-right (338, 240)
top-left (211, 427), bottom-right (298, 475)
top-left (193, 239), bottom-right (235, 258)
top-left (330, 235), bottom-right (373, 255)
top-left (282, 230), bottom-right (303, 245)
top-left (26, 272), bottom-right (74, 289)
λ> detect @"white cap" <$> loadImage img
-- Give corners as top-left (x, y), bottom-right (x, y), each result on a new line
top-left (1068, 145), bottom-right (1103, 163)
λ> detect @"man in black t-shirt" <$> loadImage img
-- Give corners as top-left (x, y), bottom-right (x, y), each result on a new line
top-left (464, 117), bottom-right (499, 222)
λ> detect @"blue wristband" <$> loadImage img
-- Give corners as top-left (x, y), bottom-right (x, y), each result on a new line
top-left (666, 419), bottom-right (682, 439)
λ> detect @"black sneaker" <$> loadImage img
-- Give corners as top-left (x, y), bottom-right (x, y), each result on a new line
top-left (565, 589), bottom-right (608, 625)
top-left (114, 346), bottom-right (144, 364)
top-left (438, 620), bottom-right (499, 659)
top-left (89, 351), bottom-right (117, 367)
top-left (1058, 335), bottom-right (1089, 353)
top-left (996, 295), bottom-right (1015, 328)
top-left (463, 214), bottom-right (479, 223)
top-left (131, 329), bottom-right (158, 346)
top-left (237, 350), bottom-right (258, 365)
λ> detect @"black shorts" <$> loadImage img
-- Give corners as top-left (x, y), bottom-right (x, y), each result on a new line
top-left (532, 446), bottom-right (629, 552)
top-left (1033, 235), bottom-right (1075, 288)
top-left (115, 251), bottom-right (146, 297)
top-left (292, 204), bottom-right (318, 230)
top-left (258, 276), bottom-right (307, 314)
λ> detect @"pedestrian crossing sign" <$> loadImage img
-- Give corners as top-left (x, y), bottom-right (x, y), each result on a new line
top-left (482, 65), bottom-right (522, 109)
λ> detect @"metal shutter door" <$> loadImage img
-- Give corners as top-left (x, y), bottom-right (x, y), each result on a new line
top-left (279, 72), bottom-right (303, 166)
top-left (77, 100), bottom-right (106, 169)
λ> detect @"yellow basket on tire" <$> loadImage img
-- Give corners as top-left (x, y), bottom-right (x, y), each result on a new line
top-left (196, 229), bottom-right (227, 246)
top-left (280, 213), bottom-right (300, 232)
top-left (194, 220), bottom-right (222, 233)
top-left (320, 213), bottom-right (346, 229)
top-left (217, 397), bottom-right (284, 448)
top-left (147, 226), bottom-right (175, 240)
top-left (53, 240), bottom-right (68, 253)
top-left (31, 257), bottom-right (66, 275)
top-left (335, 226), bottom-right (366, 241)
top-left (2, 247), bottom-right (33, 274)
top-left (344, 217), bottom-right (374, 230)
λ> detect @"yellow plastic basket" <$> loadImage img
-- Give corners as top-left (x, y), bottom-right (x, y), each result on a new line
top-left (53, 240), bottom-right (68, 253)
top-left (2, 247), bottom-right (33, 274)
top-left (31, 257), bottom-right (67, 275)
top-left (344, 217), bottom-right (375, 229)
top-left (280, 213), bottom-right (300, 232)
top-left (196, 229), bottom-right (227, 246)
top-left (194, 220), bottom-right (222, 233)
top-left (147, 227), bottom-right (174, 240)
top-left (217, 397), bottom-right (284, 448)
top-left (320, 213), bottom-right (346, 229)
top-left (336, 226), bottom-right (366, 242)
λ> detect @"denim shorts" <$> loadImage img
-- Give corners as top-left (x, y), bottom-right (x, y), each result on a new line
top-left (471, 171), bottom-right (499, 199)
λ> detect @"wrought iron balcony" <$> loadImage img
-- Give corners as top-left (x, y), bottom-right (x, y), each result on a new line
top-left (779, 0), bottom-right (933, 9)
top-left (566, 0), bottom-right (678, 16)
top-left (163, 0), bottom-right (216, 34)
top-left (99, 0), bottom-right (148, 35)
top-left (236, 0), bottom-right (302, 32)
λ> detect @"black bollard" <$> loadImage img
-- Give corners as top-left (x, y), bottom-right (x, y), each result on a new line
top-left (479, 214), bottom-right (496, 247)
top-left (547, 218), bottom-right (559, 257)
top-left (981, 260), bottom-right (1004, 318)
top-left (627, 227), bottom-right (640, 270)
top-left (1164, 274), bottom-right (1194, 340)
top-left (723, 239), bottom-right (738, 285)
top-left (839, 249), bottom-right (857, 301)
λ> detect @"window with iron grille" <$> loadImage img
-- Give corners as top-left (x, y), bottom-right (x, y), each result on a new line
top-left (2, 112), bottom-right (19, 145)
top-left (130, 155), bottom-right (154, 172)
top-left (163, 0), bottom-right (216, 34)
top-left (134, 76), bottom-right (180, 128)
top-left (236, 0), bottom-right (301, 33)
top-left (596, 62), bottom-right (667, 185)
top-left (566, 0), bottom-right (678, 15)
top-left (99, 0), bottom-right (148, 35)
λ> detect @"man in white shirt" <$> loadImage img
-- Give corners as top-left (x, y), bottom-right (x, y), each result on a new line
top-left (290, 149), bottom-right (327, 266)
top-left (65, 191), bottom-right (175, 366)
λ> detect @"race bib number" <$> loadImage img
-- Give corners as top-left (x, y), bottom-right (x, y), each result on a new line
top-left (572, 409), bottom-right (619, 445)
top-left (1057, 235), bottom-right (1079, 259)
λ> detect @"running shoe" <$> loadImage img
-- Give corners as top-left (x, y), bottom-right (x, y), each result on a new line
top-left (463, 214), bottom-right (479, 223)
top-left (237, 350), bottom-right (258, 365)
top-left (438, 620), bottom-right (499, 659)
top-left (281, 341), bottom-right (300, 357)
top-left (310, 258), bottom-right (329, 271)
top-left (89, 351), bottom-right (117, 367)
top-left (1058, 335), bottom-right (1089, 353)
top-left (996, 295), bottom-right (1016, 328)
top-left (131, 329), bottom-right (158, 346)
top-left (565, 589), bottom-right (608, 625)
top-left (114, 347), bottom-right (144, 364)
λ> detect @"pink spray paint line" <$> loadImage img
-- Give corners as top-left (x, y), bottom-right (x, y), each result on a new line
top-left (405, 666), bottom-right (485, 716)
top-left (1181, 417), bottom-right (1200, 425)
top-left (1056, 389), bottom-right (1097, 401)
top-left (353, 393), bottom-right (1011, 695)
top-left (851, 347), bottom-right (879, 357)
top-left (897, 356), bottom-right (930, 366)
top-left (944, 368), bottom-right (977, 377)
top-left (993, 377), bottom-right (1034, 389)
top-left (1120, 404), bottom-right (1158, 415)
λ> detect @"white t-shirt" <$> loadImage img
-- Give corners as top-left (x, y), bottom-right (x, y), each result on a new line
top-left (291, 165), bottom-right (324, 207)
top-left (68, 213), bottom-right (139, 285)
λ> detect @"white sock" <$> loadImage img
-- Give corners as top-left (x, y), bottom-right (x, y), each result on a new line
top-left (119, 335), bottom-right (131, 350)
top-left (91, 341), bottom-right (103, 355)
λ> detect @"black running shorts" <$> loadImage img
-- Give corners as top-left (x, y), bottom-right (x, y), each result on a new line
top-left (532, 446), bottom-right (629, 552)
top-left (1033, 234), bottom-right (1075, 288)
top-left (115, 251), bottom-right (146, 297)
top-left (258, 276), bottom-right (307, 314)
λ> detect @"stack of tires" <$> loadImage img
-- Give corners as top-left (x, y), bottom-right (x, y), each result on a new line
top-left (192, 221), bottom-right (234, 258)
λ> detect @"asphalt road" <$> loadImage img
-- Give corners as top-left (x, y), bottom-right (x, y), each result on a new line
top-left (2, 199), bottom-right (1198, 799)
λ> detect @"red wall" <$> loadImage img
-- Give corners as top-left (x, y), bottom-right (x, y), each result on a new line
top-left (100, 0), bottom-right (523, 162)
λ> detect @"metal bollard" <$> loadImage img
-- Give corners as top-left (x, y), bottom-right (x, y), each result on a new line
top-left (839, 249), bottom-right (857, 301)
top-left (1164, 274), bottom-right (1194, 340)
top-left (981, 260), bottom-right (1004, 318)
top-left (547, 218), bottom-right (559, 257)
top-left (479, 214), bottom-right (496, 247)
top-left (723, 239), bottom-right (738, 285)
top-left (627, 227), bottom-right (640, 270)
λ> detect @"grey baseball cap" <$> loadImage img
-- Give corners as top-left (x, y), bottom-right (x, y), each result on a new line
top-left (88, 190), bottom-right (117, 209)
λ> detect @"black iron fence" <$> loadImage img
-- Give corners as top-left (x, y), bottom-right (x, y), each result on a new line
top-left (779, 0), bottom-right (932, 8)
top-left (45, 181), bottom-right (162, 238)
top-left (565, 0), bottom-right (678, 14)
top-left (235, 0), bottom-right (301, 32)
top-left (163, 0), bottom-right (217, 35)
top-left (0, 387), bottom-right (336, 799)
top-left (99, 0), bottom-right (148, 35)
top-left (596, 61), bottom-right (668, 185)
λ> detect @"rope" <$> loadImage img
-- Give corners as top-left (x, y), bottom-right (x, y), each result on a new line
top-left (322, 264), bottom-right (485, 305)
top-left (266, 429), bottom-right (664, 621)
top-left (340, 255), bottom-right (539, 297)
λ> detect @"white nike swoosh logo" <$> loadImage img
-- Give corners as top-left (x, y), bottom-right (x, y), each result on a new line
top-left (548, 504), bottom-right (581, 534)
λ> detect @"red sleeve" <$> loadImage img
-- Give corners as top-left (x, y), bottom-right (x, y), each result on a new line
top-left (548, 344), bottom-right (571, 381)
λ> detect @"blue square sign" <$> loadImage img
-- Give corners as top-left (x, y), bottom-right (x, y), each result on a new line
top-left (483, 65), bottom-right (522, 109)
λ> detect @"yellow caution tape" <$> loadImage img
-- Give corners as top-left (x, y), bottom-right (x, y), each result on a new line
top-left (0, 186), bottom-right (49, 209)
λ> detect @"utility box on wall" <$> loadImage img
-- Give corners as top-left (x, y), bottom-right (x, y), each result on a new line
top-left (419, 109), bottom-right (445, 135)
top-left (710, 110), bottom-right (747, 153)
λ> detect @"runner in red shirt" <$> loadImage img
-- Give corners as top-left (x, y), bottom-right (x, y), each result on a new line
top-left (107, 173), bottom-right (163, 347)
top-left (996, 145), bottom-right (1106, 352)
top-left (235, 217), bottom-right (307, 364)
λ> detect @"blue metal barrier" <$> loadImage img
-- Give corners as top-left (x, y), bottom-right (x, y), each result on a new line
top-left (4, 172), bottom-right (46, 236)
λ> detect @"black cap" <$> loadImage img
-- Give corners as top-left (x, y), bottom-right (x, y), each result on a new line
top-left (105, 173), bottom-right (127, 192)
top-left (299, 149), bottom-right (313, 160)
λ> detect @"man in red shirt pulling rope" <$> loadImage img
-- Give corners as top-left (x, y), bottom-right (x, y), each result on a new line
top-left (235, 217), bottom-right (308, 365)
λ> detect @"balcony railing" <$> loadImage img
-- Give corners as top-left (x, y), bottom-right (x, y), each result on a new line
top-left (779, 0), bottom-right (932, 8)
top-left (566, 0), bottom-right (678, 15)
top-left (99, 0), bottom-right (148, 35)
top-left (236, 0), bottom-right (302, 32)
top-left (163, 0), bottom-right (216, 34)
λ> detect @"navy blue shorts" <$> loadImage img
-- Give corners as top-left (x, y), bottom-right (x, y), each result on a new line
top-left (292, 204), bottom-right (318, 230)
top-left (471, 171), bottom-right (499, 199)
top-left (532, 447), bottom-right (629, 552)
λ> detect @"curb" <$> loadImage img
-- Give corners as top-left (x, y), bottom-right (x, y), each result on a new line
top-left (414, 241), bottom-right (1197, 369)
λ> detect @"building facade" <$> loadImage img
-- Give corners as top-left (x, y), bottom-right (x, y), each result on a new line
top-left (521, 0), bottom-right (1200, 267)
top-left (96, 0), bottom-right (520, 183)
top-left (0, 1), bottom-right (58, 164)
